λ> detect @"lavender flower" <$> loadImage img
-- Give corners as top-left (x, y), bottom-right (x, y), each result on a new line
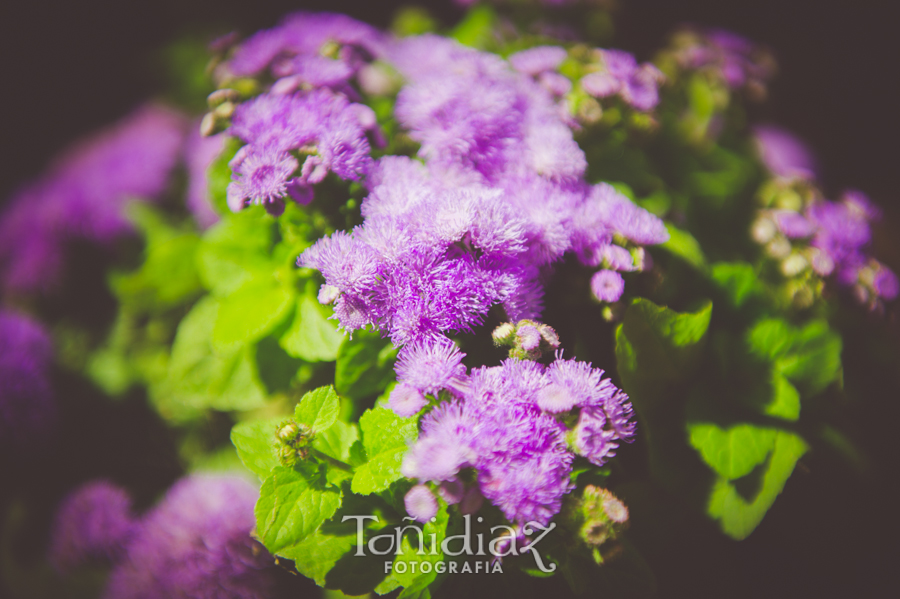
top-left (221, 11), bottom-right (385, 89)
top-left (394, 338), bottom-right (468, 397)
top-left (0, 105), bottom-right (186, 292)
top-left (103, 474), bottom-right (276, 599)
top-left (753, 126), bottom-right (817, 179)
top-left (405, 485), bottom-right (439, 522)
top-left (0, 310), bottom-right (56, 448)
top-left (225, 89), bottom-right (373, 213)
top-left (581, 49), bottom-right (664, 111)
top-left (402, 355), bottom-right (635, 526)
top-left (49, 480), bottom-right (135, 573)
top-left (669, 28), bottom-right (775, 96)
top-left (509, 46), bottom-right (568, 76)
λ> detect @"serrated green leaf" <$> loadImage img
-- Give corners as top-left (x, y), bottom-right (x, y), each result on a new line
top-left (255, 466), bottom-right (342, 554)
top-left (707, 431), bottom-right (808, 539)
top-left (351, 407), bottom-right (419, 494)
top-left (230, 417), bottom-right (282, 480)
top-left (279, 530), bottom-right (357, 586)
top-left (212, 281), bottom-right (294, 350)
top-left (615, 298), bottom-right (713, 410)
top-left (313, 420), bottom-right (359, 463)
top-left (710, 261), bottom-right (763, 309)
top-left (660, 223), bottom-right (707, 271)
top-left (352, 447), bottom-right (409, 495)
top-left (280, 292), bottom-right (344, 361)
top-left (389, 501), bottom-right (448, 593)
top-left (687, 421), bottom-right (777, 480)
top-left (162, 297), bottom-right (266, 416)
top-left (335, 329), bottom-right (399, 400)
top-left (295, 386), bottom-right (341, 433)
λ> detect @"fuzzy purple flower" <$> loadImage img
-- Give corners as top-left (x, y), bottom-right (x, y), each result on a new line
top-left (0, 105), bottom-right (186, 292)
top-left (0, 310), bottom-right (56, 448)
top-left (402, 355), bottom-right (634, 526)
top-left (405, 485), bottom-right (439, 523)
top-left (103, 474), bottom-right (275, 599)
top-left (754, 126), bottom-right (817, 179)
top-left (581, 49), bottom-right (664, 111)
top-left (49, 480), bottom-right (136, 573)
top-left (394, 338), bottom-right (468, 397)
top-left (509, 46), bottom-right (568, 76)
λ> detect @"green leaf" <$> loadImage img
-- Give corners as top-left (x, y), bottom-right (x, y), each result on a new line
top-left (777, 321), bottom-right (842, 395)
top-left (230, 418), bottom-right (282, 480)
top-left (763, 372), bottom-right (801, 421)
top-left (313, 420), bottom-right (359, 463)
top-left (615, 298), bottom-right (713, 410)
top-left (295, 386), bottom-right (341, 433)
top-left (707, 431), bottom-right (808, 539)
top-left (746, 318), bottom-right (842, 396)
top-left (255, 466), bottom-right (342, 554)
top-left (335, 329), bottom-right (400, 400)
top-left (351, 407), bottom-right (419, 495)
top-left (280, 292), bottom-right (344, 362)
top-left (687, 421), bottom-right (777, 480)
top-left (162, 297), bottom-right (266, 416)
top-left (710, 262), bottom-right (764, 309)
top-left (212, 281), bottom-right (294, 350)
top-left (389, 501), bottom-right (449, 593)
top-left (279, 530), bottom-right (357, 586)
top-left (660, 223), bottom-right (707, 271)
top-left (196, 206), bottom-right (274, 296)
top-left (451, 4), bottom-right (495, 49)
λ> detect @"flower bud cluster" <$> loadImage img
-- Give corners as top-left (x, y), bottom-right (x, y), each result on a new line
top-left (275, 419), bottom-right (315, 467)
top-left (564, 485), bottom-right (629, 564)
top-left (492, 319), bottom-right (561, 360)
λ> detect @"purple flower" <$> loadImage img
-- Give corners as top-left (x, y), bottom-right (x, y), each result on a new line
top-left (49, 480), bottom-right (135, 573)
top-left (873, 265), bottom-right (899, 300)
top-left (591, 270), bottom-right (625, 303)
top-left (389, 384), bottom-right (428, 418)
top-left (394, 338), bottom-right (468, 397)
top-left (0, 310), bottom-right (56, 448)
top-left (0, 105), bottom-right (185, 292)
top-left (403, 355), bottom-right (634, 526)
top-left (772, 210), bottom-right (815, 239)
top-left (226, 89), bottom-right (373, 212)
top-left (581, 49), bottom-right (664, 111)
top-left (509, 46), bottom-right (567, 76)
top-left (405, 485), bottom-right (439, 523)
top-left (103, 474), bottom-right (275, 599)
top-left (753, 126), bottom-right (817, 179)
top-left (223, 11), bottom-right (385, 83)
top-left (673, 28), bottom-right (774, 94)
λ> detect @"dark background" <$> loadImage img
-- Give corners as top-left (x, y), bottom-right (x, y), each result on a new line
top-left (1, 1), bottom-right (897, 597)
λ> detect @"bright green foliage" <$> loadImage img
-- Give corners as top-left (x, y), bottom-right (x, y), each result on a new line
top-left (255, 466), bottom-right (342, 553)
top-left (336, 330), bottom-right (400, 400)
top-left (707, 431), bottom-right (808, 539)
top-left (212, 280), bottom-right (294, 349)
top-left (688, 421), bottom-right (777, 480)
top-left (710, 262), bottom-right (765, 309)
top-left (280, 286), bottom-right (344, 362)
top-left (352, 406), bottom-right (420, 494)
top-left (282, 530), bottom-right (358, 586)
top-left (230, 417), bottom-right (283, 480)
top-left (160, 297), bottom-right (266, 418)
top-left (295, 386), bottom-right (341, 433)
top-left (451, 4), bottom-right (496, 49)
top-left (746, 318), bottom-right (842, 395)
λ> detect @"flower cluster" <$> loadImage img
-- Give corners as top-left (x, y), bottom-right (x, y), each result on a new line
top-left (665, 27), bottom-right (775, 98)
top-left (203, 12), bottom-right (386, 215)
top-left (399, 352), bottom-right (635, 527)
top-left (753, 128), bottom-right (898, 309)
top-left (301, 36), bottom-right (667, 345)
top-left (49, 475), bottom-right (277, 599)
top-left (0, 310), bottom-right (55, 448)
top-left (579, 48), bottom-right (665, 112)
top-left (0, 105), bottom-right (186, 293)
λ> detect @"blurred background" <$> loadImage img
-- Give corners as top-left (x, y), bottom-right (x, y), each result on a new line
top-left (1, 1), bottom-right (897, 597)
